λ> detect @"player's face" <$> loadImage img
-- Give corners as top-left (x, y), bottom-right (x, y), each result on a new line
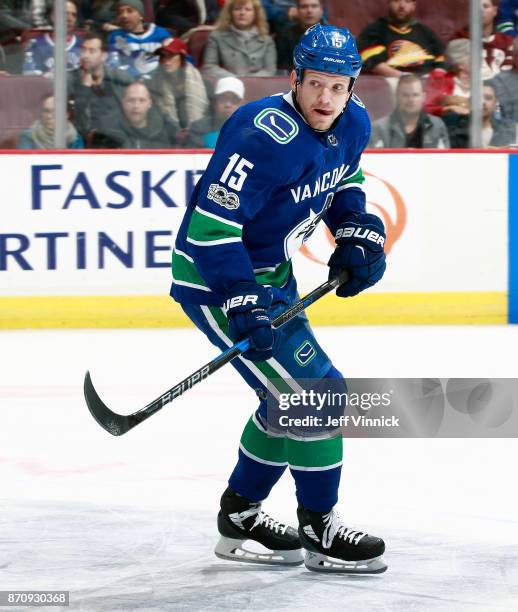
top-left (396, 80), bottom-right (424, 115)
top-left (481, 0), bottom-right (497, 28)
top-left (297, 0), bottom-right (323, 27)
top-left (214, 92), bottom-right (242, 120)
top-left (80, 39), bottom-right (106, 71)
top-left (122, 84), bottom-right (152, 126)
top-left (482, 85), bottom-right (497, 119)
top-left (291, 70), bottom-right (352, 131)
top-left (117, 5), bottom-right (143, 32)
top-left (231, 1), bottom-right (255, 29)
top-left (387, 0), bottom-right (416, 25)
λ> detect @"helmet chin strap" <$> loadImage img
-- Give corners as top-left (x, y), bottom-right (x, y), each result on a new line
top-left (293, 76), bottom-right (356, 133)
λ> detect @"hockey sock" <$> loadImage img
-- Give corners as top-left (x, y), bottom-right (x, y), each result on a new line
top-left (288, 435), bottom-right (343, 512)
top-left (228, 412), bottom-right (288, 502)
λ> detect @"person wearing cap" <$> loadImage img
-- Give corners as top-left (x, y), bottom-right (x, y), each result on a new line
top-left (148, 38), bottom-right (209, 134)
top-left (107, 0), bottom-right (172, 77)
top-left (203, 0), bottom-right (276, 78)
top-left (185, 75), bottom-right (245, 147)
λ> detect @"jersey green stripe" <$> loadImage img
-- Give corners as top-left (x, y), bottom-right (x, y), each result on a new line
top-left (187, 208), bottom-right (242, 242)
top-left (286, 435), bottom-right (343, 469)
top-left (338, 167), bottom-right (365, 188)
top-left (240, 416), bottom-right (287, 463)
top-left (255, 260), bottom-right (292, 288)
top-left (171, 250), bottom-right (208, 287)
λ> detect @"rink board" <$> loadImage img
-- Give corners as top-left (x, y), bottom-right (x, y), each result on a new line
top-left (0, 150), bottom-right (514, 327)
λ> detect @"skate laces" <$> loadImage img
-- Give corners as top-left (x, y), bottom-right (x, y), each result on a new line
top-left (322, 510), bottom-right (366, 548)
top-left (231, 505), bottom-right (288, 535)
top-left (252, 511), bottom-right (288, 535)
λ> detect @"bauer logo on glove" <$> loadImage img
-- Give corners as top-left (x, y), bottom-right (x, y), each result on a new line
top-left (329, 212), bottom-right (387, 298)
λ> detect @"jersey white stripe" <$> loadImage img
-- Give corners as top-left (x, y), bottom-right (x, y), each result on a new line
top-left (171, 276), bottom-right (212, 292)
top-left (289, 460), bottom-right (343, 472)
top-left (194, 206), bottom-right (243, 229)
top-left (186, 237), bottom-right (242, 246)
top-left (173, 248), bottom-right (194, 263)
top-left (336, 182), bottom-right (364, 193)
top-left (239, 443), bottom-right (288, 467)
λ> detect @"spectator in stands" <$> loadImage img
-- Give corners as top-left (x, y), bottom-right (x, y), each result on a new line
top-left (0, 1), bottom-right (30, 72)
top-left (491, 37), bottom-right (518, 120)
top-left (81, 0), bottom-right (119, 33)
top-left (92, 81), bottom-right (178, 147)
top-left (17, 94), bottom-right (84, 148)
top-left (481, 81), bottom-right (516, 145)
top-left (186, 75), bottom-right (244, 147)
top-left (203, 0), bottom-right (276, 78)
top-left (357, 0), bottom-right (445, 77)
top-left (68, 31), bottom-right (134, 139)
top-left (496, 0), bottom-right (518, 37)
top-left (155, 0), bottom-right (202, 36)
top-left (108, 0), bottom-right (172, 78)
top-left (451, 0), bottom-right (513, 79)
top-left (425, 39), bottom-right (471, 118)
top-left (370, 74), bottom-right (450, 148)
top-left (148, 38), bottom-right (209, 134)
top-left (262, 0), bottom-right (297, 30)
top-left (23, 0), bottom-right (82, 76)
top-left (205, 0), bottom-right (223, 25)
top-left (275, 0), bottom-right (325, 71)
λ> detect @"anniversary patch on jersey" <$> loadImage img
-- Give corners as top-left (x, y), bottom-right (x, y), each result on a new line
top-left (207, 184), bottom-right (240, 210)
top-left (253, 108), bottom-right (299, 144)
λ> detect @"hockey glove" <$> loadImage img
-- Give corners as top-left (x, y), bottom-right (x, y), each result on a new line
top-left (225, 282), bottom-right (277, 361)
top-left (328, 213), bottom-right (386, 298)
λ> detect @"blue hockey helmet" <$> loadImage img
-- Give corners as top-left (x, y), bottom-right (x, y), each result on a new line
top-left (293, 24), bottom-right (362, 83)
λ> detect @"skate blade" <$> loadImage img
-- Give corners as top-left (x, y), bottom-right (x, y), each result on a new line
top-left (214, 536), bottom-right (304, 567)
top-left (304, 551), bottom-right (388, 575)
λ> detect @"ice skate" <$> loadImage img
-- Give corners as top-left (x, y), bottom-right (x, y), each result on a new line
top-left (297, 506), bottom-right (387, 574)
top-left (214, 487), bottom-right (304, 566)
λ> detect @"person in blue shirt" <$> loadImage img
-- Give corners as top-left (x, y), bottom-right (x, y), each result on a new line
top-left (496, 0), bottom-right (518, 36)
top-left (108, 0), bottom-right (172, 77)
top-left (171, 24), bottom-right (387, 574)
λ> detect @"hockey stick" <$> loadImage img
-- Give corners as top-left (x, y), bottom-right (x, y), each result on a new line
top-left (84, 271), bottom-right (348, 436)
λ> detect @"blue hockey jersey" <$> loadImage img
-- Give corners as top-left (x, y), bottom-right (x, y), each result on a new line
top-left (171, 91), bottom-right (371, 306)
top-left (24, 33), bottom-right (82, 76)
top-left (108, 24), bottom-right (171, 77)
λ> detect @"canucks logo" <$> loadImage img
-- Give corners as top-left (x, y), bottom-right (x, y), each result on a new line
top-left (294, 341), bottom-right (317, 366)
top-left (254, 109), bottom-right (299, 144)
top-left (327, 133), bottom-right (338, 147)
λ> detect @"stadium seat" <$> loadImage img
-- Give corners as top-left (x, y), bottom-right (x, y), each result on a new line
top-left (240, 76), bottom-right (291, 104)
top-left (355, 75), bottom-right (394, 120)
top-left (0, 75), bottom-right (52, 148)
top-left (182, 26), bottom-right (215, 67)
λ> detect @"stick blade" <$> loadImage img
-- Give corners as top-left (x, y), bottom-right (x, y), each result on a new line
top-left (84, 371), bottom-right (131, 436)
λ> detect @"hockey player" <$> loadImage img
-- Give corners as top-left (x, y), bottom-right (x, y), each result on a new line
top-left (170, 24), bottom-right (387, 574)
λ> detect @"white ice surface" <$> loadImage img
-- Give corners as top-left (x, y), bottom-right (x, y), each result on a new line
top-left (1, 326), bottom-right (518, 611)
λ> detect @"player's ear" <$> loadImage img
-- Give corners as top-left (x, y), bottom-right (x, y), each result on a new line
top-left (289, 70), bottom-right (298, 93)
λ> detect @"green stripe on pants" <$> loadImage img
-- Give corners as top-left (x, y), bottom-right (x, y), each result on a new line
top-left (286, 435), bottom-right (343, 470)
top-left (240, 416), bottom-right (287, 465)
